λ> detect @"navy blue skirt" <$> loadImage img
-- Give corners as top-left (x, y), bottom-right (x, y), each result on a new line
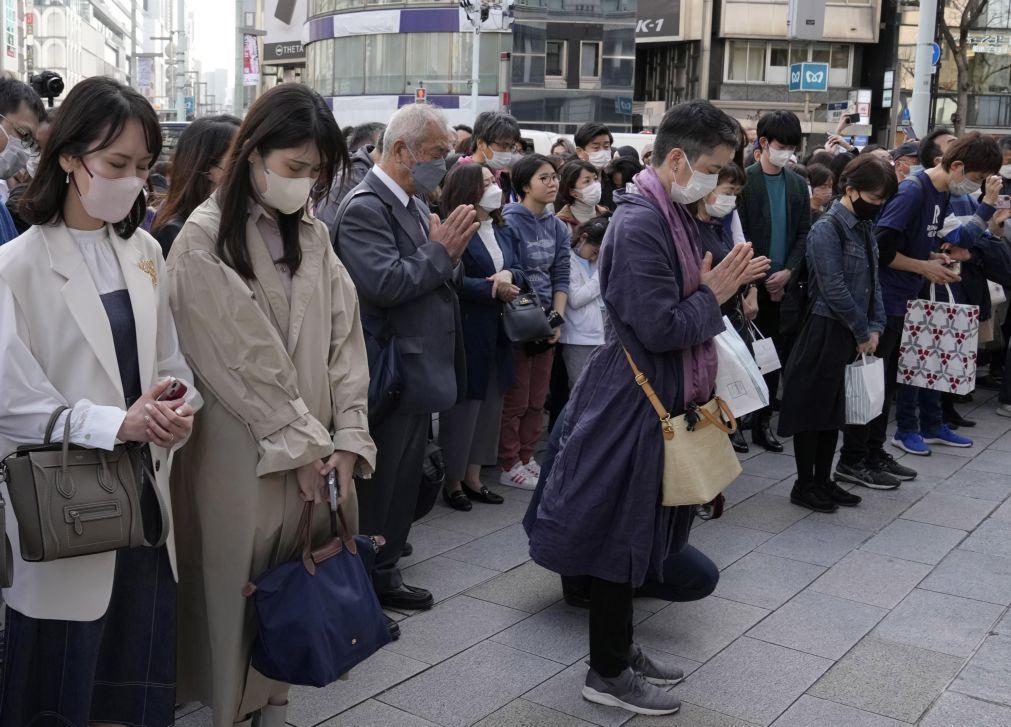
top-left (0, 545), bottom-right (176, 727)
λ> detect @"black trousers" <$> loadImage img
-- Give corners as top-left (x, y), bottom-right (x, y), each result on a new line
top-left (357, 410), bottom-right (429, 593)
top-left (589, 577), bottom-right (634, 678)
top-left (793, 429), bottom-right (840, 486)
top-left (840, 315), bottom-right (903, 465)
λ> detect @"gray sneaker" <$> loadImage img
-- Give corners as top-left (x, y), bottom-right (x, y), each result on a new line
top-left (629, 644), bottom-right (685, 686)
top-left (582, 667), bottom-right (681, 716)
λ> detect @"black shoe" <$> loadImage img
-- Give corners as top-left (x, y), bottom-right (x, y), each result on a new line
top-left (835, 461), bottom-right (901, 490)
top-left (790, 481), bottom-right (838, 513)
top-left (378, 584), bottom-right (434, 611)
top-left (753, 419), bottom-right (784, 453)
top-left (385, 614), bottom-right (401, 641)
top-left (944, 409), bottom-right (976, 429)
top-left (977, 374), bottom-right (1003, 391)
top-left (822, 480), bottom-right (862, 507)
top-left (461, 483), bottom-right (505, 504)
top-left (868, 451), bottom-right (917, 481)
top-left (402, 542), bottom-right (413, 558)
top-left (730, 429), bottom-right (749, 454)
top-left (443, 486), bottom-right (472, 511)
top-left (562, 578), bottom-right (591, 609)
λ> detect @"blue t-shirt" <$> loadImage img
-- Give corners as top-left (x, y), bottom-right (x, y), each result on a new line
top-left (765, 171), bottom-right (788, 271)
top-left (875, 171), bottom-right (949, 316)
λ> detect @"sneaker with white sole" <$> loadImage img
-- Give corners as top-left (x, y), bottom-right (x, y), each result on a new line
top-left (582, 667), bottom-right (681, 716)
top-left (997, 404), bottom-right (1011, 418)
top-left (921, 424), bottom-right (973, 448)
top-left (629, 644), bottom-right (685, 686)
top-left (523, 459), bottom-right (542, 480)
top-left (499, 462), bottom-right (535, 490)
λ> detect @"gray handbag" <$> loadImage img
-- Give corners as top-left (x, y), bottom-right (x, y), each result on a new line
top-left (0, 405), bottom-right (166, 565)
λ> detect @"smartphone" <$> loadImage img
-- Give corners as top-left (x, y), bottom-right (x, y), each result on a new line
top-left (844, 113), bottom-right (860, 125)
top-left (997, 195), bottom-right (1011, 210)
top-left (943, 260), bottom-right (962, 275)
top-left (156, 378), bottom-right (187, 402)
top-left (327, 470), bottom-right (339, 511)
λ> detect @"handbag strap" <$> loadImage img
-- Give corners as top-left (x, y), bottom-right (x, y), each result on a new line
top-left (44, 405), bottom-right (69, 446)
top-left (623, 349), bottom-right (676, 442)
top-left (297, 500), bottom-right (357, 576)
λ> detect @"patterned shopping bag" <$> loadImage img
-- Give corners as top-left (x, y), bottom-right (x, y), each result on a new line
top-left (896, 284), bottom-right (980, 395)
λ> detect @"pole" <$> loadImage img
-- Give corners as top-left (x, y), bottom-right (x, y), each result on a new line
top-left (471, 20), bottom-right (480, 122)
top-left (130, 0), bottom-right (137, 88)
top-left (699, 0), bottom-right (713, 100)
top-left (910, 0), bottom-right (937, 137)
top-left (175, 0), bottom-right (187, 121)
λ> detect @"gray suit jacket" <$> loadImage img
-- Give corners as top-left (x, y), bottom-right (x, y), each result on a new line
top-left (334, 169), bottom-right (466, 414)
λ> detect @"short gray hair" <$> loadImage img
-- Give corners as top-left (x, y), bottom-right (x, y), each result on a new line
top-left (382, 104), bottom-right (453, 161)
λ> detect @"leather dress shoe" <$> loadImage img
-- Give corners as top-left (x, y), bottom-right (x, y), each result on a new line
top-left (944, 409), bottom-right (976, 429)
top-left (443, 487), bottom-right (472, 511)
top-left (462, 483), bottom-right (504, 504)
top-left (385, 614), bottom-right (401, 641)
top-left (401, 542), bottom-right (413, 558)
top-left (378, 584), bottom-right (434, 611)
top-left (753, 419), bottom-right (783, 453)
top-left (729, 429), bottom-right (749, 454)
top-left (561, 577), bottom-right (591, 609)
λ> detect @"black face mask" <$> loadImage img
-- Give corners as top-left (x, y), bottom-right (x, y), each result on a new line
top-left (851, 195), bottom-right (881, 222)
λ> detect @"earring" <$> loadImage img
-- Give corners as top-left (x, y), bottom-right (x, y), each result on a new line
top-left (65, 171), bottom-right (69, 184)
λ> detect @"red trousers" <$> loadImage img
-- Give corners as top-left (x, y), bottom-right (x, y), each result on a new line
top-left (498, 346), bottom-right (555, 470)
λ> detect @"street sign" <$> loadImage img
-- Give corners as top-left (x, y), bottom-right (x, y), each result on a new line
top-left (184, 96), bottom-right (195, 116)
top-left (788, 62), bottom-right (829, 92)
top-left (930, 42), bottom-right (942, 66)
top-left (615, 96), bottom-right (633, 115)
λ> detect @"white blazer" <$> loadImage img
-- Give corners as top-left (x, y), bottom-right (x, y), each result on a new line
top-left (0, 222), bottom-right (200, 621)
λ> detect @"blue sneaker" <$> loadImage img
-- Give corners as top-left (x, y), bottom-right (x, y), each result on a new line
top-left (921, 424), bottom-right (973, 448)
top-left (891, 431), bottom-right (931, 456)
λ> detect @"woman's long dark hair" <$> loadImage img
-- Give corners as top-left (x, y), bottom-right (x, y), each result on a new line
top-left (19, 77), bottom-right (162, 238)
top-left (441, 162), bottom-right (503, 225)
top-left (216, 84), bottom-right (347, 279)
top-left (152, 114), bottom-right (239, 236)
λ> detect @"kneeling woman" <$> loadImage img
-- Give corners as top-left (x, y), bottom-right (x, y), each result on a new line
top-left (778, 155), bottom-right (896, 512)
top-left (166, 84), bottom-right (376, 727)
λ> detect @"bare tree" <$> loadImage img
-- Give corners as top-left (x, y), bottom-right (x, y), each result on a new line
top-left (939, 0), bottom-right (990, 134)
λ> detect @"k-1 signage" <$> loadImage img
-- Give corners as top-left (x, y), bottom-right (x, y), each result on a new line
top-left (788, 62), bottom-right (829, 92)
top-left (635, 0), bottom-right (680, 42)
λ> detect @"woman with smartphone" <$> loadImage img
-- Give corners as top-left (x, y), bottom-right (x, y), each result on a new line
top-left (165, 84), bottom-right (376, 727)
top-left (0, 77), bottom-right (200, 727)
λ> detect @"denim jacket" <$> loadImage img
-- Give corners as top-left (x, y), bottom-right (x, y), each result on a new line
top-left (808, 201), bottom-right (886, 343)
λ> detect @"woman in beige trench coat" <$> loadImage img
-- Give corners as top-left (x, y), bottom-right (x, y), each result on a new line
top-left (166, 84), bottom-right (376, 727)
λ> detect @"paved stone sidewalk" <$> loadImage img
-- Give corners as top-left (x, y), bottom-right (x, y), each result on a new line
top-left (177, 389), bottom-right (1011, 727)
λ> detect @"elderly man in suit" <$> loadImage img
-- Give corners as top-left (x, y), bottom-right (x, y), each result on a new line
top-left (335, 104), bottom-right (477, 619)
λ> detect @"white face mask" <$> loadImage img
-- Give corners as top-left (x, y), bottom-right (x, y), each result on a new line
top-left (0, 127), bottom-right (29, 178)
top-left (479, 183), bottom-right (503, 212)
top-left (670, 157), bottom-right (719, 205)
top-left (588, 149), bottom-right (612, 169)
top-left (705, 194), bottom-right (737, 219)
top-left (576, 181), bottom-right (602, 208)
top-left (486, 150), bottom-right (517, 171)
top-left (949, 175), bottom-right (981, 198)
top-left (259, 164), bottom-right (313, 215)
top-left (1000, 164), bottom-right (1011, 180)
top-left (765, 144), bottom-right (793, 168)
top-left (909, 164), bottom-right (924, 176)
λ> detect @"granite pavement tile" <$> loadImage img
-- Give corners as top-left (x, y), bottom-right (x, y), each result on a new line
top-left (319, 700), bottom-right (441, 727)
top-left (950, 631), bottom-right (1011, 706)
top-left (173, 708), bottom-right (212, 727)
top-left (990, 497), bottom-right (1011, 522)
top-left (747, 590), bottom-right (887, 660)
top-left (959, 517), bottom-right (1011, 558)
top-left (769, 695), bottom-right (911, 726)
top-left (808, 637), bottom-right (963, 723)
top-left (676, 637), bottom-right (832, 726)
top-left (723, 474), bottom-right (780, 507)
top-left (809, 550), bottom-right (932, 609)
top-left (466, 560), bottom-right (564, 613)
top-left (397, 523), bottom-right (477, 569)
top-left (385, 595), bottom-right (529, 665)
top-left (627, 702), bottom-right (759, 726)
top-left (918, 691), bottom-right (1011, 727)
top-left (859, 519), bottom-right (966, 565)
top-left (756, 518), bottom-right (872, 567)
top-left (686, 521), bottom-right (774, 570)
top-left (442, 523), bottom-right (533, 572)
top-left (919, 547), bottom-right (1011, 605)
top-left (490, 601), bottom-right (593, 665)
top-left (871, 588), bottom-right (1003, 657)
top-left (899, 491), bottom-right (997, 531)
top-left (720, 493), bottom-right (811, 534)
top-left (806, 494), bottom-right (911, 532)
top-left (379, 641), bottom-right (564, 727)
top-left (422, 498), bottom-right (529, 538)
top-left (635, 596), bottom-right (770, 662)
top-left (399, 555), bottom-right (500, 605)
top-left (936, 468), bottom-right (1011, 501)
top-left (472, 699), bottom-right (597, 727)
top-left (741, 453), bottom-right (799, 480)
top-left (891, 452), bottom-right (966, 479)
top-left (956, 447), bottom-right (1011, 475)
top-left (712, 553), bottom-right (825, 610)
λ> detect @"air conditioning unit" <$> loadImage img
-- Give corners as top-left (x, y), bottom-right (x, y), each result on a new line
top-left (787, 0), bottom-right (826, 41)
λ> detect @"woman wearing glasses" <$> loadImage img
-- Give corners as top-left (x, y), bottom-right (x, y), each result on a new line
top-left (498, 154), bottom-right (570, 490)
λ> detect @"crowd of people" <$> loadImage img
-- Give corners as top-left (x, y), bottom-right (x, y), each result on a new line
top-left (1, 70), bottom-right (1011, 725)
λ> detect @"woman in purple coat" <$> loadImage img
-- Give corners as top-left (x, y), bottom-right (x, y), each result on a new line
top-left (527, 101), bottom-right (769, 717)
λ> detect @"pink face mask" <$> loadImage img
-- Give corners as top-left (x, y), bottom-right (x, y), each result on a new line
top-left (72, 161), bottom-right (146, 223)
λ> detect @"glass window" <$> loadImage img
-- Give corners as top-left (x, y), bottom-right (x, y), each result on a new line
top-left (789, 45), bottom-right (807, 66)
top-left (332, 36), bottom-right (364, 95)
top-left (513, 22), bottom-right (546, 55)
top-left (770, 44), bottom-right (789, 67)
top-left (602, 57), bottom-right (633, 88)
top-left (407, 33), bottom-right (458, 95)
top-left (512, 54), bottom-right (545, 86)
top-left (478, 32), bottom-right (502, 95)
top-left (602, 27), bottom-right (635, 58)
top-left (581, 42), bottom-right (600, 77)
top-left (831, 44), bottom-right (850, 69)
top-left (366, 34), bottom-right (406, 94)
top-left (317, 39), bottom-right (335, 95)
top-left (748, 44), bottom-right (765, 82)
top-left (728, 41), bottom-right (748, 81)
top-left (812, 47), bottom-right (830, 64)
top-left (546, 40), bottom-right (565, 77)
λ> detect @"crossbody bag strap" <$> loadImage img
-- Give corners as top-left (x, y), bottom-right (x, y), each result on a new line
top-left (623, 349), bottom-right (675, 441)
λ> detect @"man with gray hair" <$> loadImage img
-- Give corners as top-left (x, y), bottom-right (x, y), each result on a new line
top-left (334, 104), bottom-right (477, 627)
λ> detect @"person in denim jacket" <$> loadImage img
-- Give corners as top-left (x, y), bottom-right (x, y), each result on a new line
top-left (778, 156), bottom-right (896, 513)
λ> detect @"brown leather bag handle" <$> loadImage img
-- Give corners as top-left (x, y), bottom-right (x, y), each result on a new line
top-left (297, 500), bottom-right (358, 576)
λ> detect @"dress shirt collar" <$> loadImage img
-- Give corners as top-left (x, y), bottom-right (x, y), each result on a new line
top-left (372, 165), bottom-right (411, 208)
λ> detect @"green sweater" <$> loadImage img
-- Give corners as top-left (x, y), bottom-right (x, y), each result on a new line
top-left (738, 162), bottom-right (812, 273)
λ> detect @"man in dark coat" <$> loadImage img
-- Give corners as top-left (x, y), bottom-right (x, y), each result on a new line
top-left (528, 101), bottom-right (768, 717)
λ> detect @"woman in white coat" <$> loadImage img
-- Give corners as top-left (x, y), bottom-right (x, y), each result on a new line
top-left (559, 216), bottom-right (609, 386)
top-left (0, 77), bottom-right (199, 727)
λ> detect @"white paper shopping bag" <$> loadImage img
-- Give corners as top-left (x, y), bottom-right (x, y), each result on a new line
top-left (715, 317), bottom-right (770, 418)
top-left (749, 321), bottom-right (782, 375)
top-left (845, 354), bottom-right (885, 425)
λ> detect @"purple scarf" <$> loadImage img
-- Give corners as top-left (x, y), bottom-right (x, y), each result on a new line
top-left (632, 166), bottom-right (718, 407)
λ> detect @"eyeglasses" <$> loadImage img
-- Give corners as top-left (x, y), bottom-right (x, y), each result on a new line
top-left (0, 114), bottom-right (37, 152)
top-left (537, 174), bottom-right (560, 185)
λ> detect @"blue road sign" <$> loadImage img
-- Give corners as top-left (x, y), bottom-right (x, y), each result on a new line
top-left (184, 96), bottom-right (195, 116)
top-left (930, 42), bottom-right (942, 66)
top-left (789, 62), bottom-right (829, 92)
top-left (615, 96), bottom-right (633, 115)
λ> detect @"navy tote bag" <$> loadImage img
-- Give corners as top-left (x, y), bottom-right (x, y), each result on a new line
top-left (243, 502), bottom-right (391, 687)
